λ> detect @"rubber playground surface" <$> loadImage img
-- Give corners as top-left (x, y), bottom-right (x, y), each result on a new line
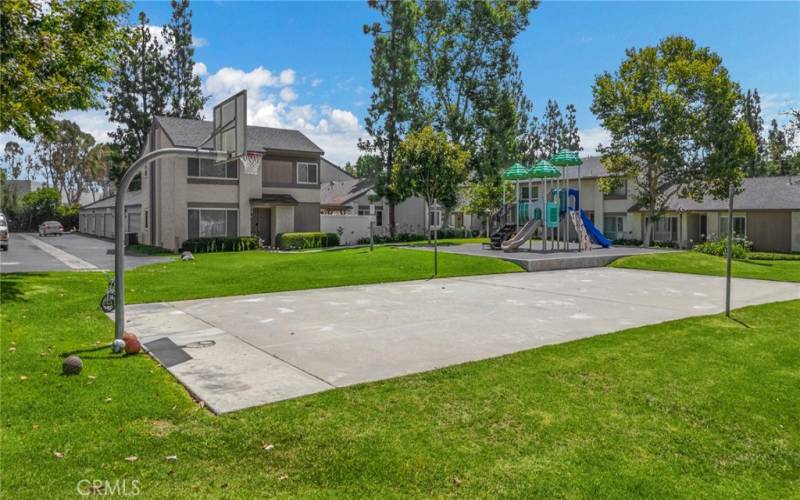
top-left (121, 267), bottom-right (800, 413)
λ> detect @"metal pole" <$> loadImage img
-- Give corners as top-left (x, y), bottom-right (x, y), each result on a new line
top-left (725, 182), bottom-right (734, 317)
top-left (370, 220), bottom-right (374, 252)
top-left (578, 164), bottom-right (582, 251)
top-left (565, 170), bottom-right (570, 251)
top-left (542, 177), bottom-right (547, 252)
top-left (113, 147), bottom-right (226, 351)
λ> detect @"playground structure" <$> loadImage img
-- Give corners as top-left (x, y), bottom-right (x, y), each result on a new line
top-left (490, 150), bottom-right (612, 253)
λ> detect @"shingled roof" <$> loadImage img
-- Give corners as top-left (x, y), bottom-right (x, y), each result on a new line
top-left (663, 176), bottom-right (800, 211)
top-left (154, 116), bottom-right (324, 154)
top-left (320, 179), bottom-right (376, 207)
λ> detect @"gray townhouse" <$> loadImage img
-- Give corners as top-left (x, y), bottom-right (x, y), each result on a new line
top-left (505, 156), bottom-right (800, 252)
top-left (81, 116), bottom-right (326, 250)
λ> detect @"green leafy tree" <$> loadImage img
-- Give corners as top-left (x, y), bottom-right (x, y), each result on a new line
top-left (107, 11), bottom-right (169, 165)
top-left (394, 126), bottom-right (470, 220)
top-left (21, 186), bottom-right (61, 227)
top-left (417, 0), bottom-right (534, 181)
top-left (522, 100), bottom-right (581, 163)
top-left (0, 170), bottom-right (20, 216)
top-left (359, 0), bottom-right (422, 236)
top-left (592, 36), bottom-right (747, 246)
top-left (464, 179), bottom-right (515, 234)
top-left (164, 0), bottom-right (206, 119)
top-left (0, 0), bottom-right (128, 140)
top-left (741, 89), bottom-right (766, 176)
top-left (3, 141), bottom-right (24, 179)
top-left (351, 154), bottom-right (384, 184)
top-left (766, 118), bottom-right (799, 176)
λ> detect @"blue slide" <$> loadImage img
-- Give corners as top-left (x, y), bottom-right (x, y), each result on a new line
top-left (579, 209), bottom-right (612, 248)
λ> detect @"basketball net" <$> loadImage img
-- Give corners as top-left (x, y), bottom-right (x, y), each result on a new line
top-left (241, 152), bottom-right (262, 175)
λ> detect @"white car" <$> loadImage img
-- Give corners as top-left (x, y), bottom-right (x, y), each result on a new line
top-left (0, 212), bottom-right (8, 251)
top-left (38, 220), bottom-right (64, 237)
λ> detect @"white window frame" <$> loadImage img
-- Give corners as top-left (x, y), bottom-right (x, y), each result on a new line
top-left (187, 208), bottom-right (239, 239)
top-left (296, 162), bottom-right (319, 184)
top-left (720, 214), bottom-right (746, 237)
top-left (603, 214), bottom-right (624, 240)
top-left (187, 158), bottom-right (239, 180)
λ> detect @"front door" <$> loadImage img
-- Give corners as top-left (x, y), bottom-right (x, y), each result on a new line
top-left (698, 215), bottom-right (707, 242)
top-left (251, 207), bottom-right (271, 246)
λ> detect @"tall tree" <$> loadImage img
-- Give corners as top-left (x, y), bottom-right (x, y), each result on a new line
top-left (107, 11), bottom-right (170, 165)
top-left (0, 0), bottom-right (128, 140)
top-left (32, 120), bottom-right (97, 205)
top-left (393, 125), bottom-right (470, 225)
top-left (522, 100), bottom-right (580, 163)
top-left (741, 89), bottom-right (766, 176)
top-left (2, 142), bottom-right (24, 179)
top-left (416, 0), bottom-right (535, 180)
top-left (351, 154), bottom-right (384, 184)
top-left (164, 0), bottom-right (206, 119)
top-left (359, 0), bottom-right (422, 236)
top-left (766, 119), bottom-right (793, 176)
top-left (592, 36), bottom-right (747, 246)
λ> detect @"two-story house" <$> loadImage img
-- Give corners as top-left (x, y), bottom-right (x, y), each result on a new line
top-left (81, 116), bottom-right (326, 250)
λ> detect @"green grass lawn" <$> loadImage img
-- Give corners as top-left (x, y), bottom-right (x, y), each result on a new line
top-left (611, 251), bottom-right (800, 283)
top-left (125, 245), bottom-right (520, 303)
top-left (1, 266), bottom-right (798, 497)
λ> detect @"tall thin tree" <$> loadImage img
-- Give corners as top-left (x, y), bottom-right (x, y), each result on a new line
top-left (107, 11), bottom-right (169, 164)
top-left (164, 0), bottom-right (206, 119)
top-left (359, 0), bottom-right (421, 236)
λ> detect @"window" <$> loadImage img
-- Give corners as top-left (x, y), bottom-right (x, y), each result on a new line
top-left (452, 212), bottom-right (464, 228)
top-left (297, 162), bottom-right (318, 184)
top-left (603, 215), bottom-right (624, 240)
top-left (358, 205), bottom-right (384, 226)
top-left (652, 216), bottom-right (678, 242)
top-left (720, 215), bottom-right (746, 237)
top-left (520, 185), bottom-right (539, 201)
top-left (187, 158), bottom-right (238, 179)
top-left (188, 208), bottom-right (238, 238)
top-left (429, 209), bottom-right (442, 228)
top-left (605, 180), bottom-right (627, 199)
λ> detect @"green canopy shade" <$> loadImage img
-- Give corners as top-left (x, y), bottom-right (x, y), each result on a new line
top-left (529, 160), bottom-right (561, 178)
top-left (550, 149), bottom-right (582, 167)
top-left (501, 163), bottom-right (532, 180)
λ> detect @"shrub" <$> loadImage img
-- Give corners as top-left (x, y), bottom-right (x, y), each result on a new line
top-left (693, 236), bottom-right (752, 259)
top-left (180, 236), bottom-right (260, 253)
top-left (127, 244), bottom-right (174, 255)
top-left (275, 232), bottom-right (340, 250)
top-left (612, 238), bottom-right (643, 246)
top-left (356, 233), bottom-right (428, 245)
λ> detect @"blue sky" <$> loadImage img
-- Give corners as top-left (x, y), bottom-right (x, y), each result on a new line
top-left (6, 1), bottom-right (799, 166)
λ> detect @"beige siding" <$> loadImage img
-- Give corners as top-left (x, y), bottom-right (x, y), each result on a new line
top-left (294, 203), bottom-right (321, 232)
top-left (747, 211), bottom-right (791, 252)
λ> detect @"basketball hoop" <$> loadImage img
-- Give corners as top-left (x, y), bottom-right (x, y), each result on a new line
top-left (241, 152), bottom-right (262, 175)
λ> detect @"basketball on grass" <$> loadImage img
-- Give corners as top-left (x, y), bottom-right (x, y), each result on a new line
top-left (124, 337), bottom-right (141, 355)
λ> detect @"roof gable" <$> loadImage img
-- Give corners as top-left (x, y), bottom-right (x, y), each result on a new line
top-left (154, 116), bottom-right (324, 155)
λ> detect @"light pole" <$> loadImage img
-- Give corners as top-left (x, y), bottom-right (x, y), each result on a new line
top-left (112, 147), bottom-right (226, 351)
top-left (725, 181), bottom-right (734, 317)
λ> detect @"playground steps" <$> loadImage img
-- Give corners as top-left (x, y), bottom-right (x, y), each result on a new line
top-left (569, 210), bottom-right (592, 251)
top-left (490, 224), bottom-right (516, 250)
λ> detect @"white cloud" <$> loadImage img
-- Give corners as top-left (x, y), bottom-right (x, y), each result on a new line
top-left (201, 66), bottom-right (365, 165)
top-left (311, 78), bottom-right (323, 87)
top-left (279, 87), bottom-right (297, 103)
top-left (279, 69), bottom-right (296, 86)
top-left (192, 36), bottom-right (208, 48)
top-left (193, 62), bottom-right (208, 77)
top-left (760, 91), bottom-right (797, 125)
top-left (578, 126), bottom-right (610, 157)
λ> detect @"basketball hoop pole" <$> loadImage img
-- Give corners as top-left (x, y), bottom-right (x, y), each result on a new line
top-left (112, 147), bottom-right (227, 351)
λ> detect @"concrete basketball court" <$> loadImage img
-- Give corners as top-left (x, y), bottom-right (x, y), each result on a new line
top-left (121, 268), bottom-right (799, 414)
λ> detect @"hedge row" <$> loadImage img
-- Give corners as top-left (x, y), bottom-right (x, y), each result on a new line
top-left (180, 236), bottom-right (260, 253)
top-left (276, 232), bottom-right (340, 250)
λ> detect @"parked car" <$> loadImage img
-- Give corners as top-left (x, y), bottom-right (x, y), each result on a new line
top-left (39, 221), bottom-right (64, 237)
top-left (0, 212), bottom-right (9, 251)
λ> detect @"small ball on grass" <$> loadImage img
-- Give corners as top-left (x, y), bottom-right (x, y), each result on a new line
top-left (62, 355), bottom-right (83, 375)
top-left (124, 337), bottom-right (142, 355)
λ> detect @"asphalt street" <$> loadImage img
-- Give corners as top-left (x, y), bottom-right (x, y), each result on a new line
top-left (0, 233), bottom-right (171, 273)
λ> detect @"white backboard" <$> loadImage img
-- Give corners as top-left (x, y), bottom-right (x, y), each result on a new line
top-left (213, 90), bottom-right (247, 159)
